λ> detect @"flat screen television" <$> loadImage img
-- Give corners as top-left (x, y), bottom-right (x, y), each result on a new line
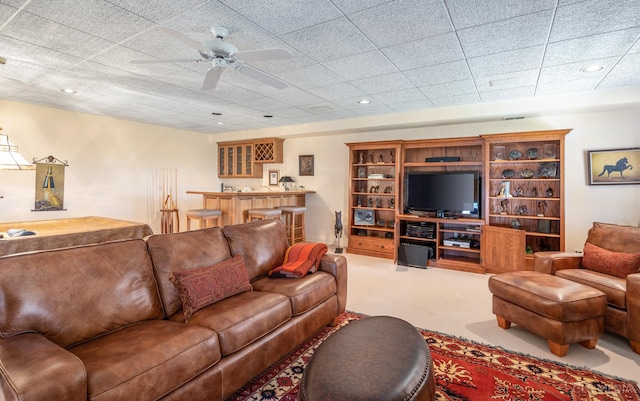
top-left (404, 171), bottom-right (481, 218)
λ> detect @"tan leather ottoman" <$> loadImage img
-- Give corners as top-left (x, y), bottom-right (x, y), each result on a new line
top-left (298, 316), bottom-right (435, 401)
top-left (488, 271), bottom-right (607, 357)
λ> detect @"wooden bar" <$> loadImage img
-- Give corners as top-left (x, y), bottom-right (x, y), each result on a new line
top-left (186, 190), bottom-right (315, 226)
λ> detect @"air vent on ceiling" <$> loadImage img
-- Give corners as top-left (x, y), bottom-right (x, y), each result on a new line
top-left (503, 116), bottom-right (525, 121)
top-left (308, 105), bottom-right (334, 112)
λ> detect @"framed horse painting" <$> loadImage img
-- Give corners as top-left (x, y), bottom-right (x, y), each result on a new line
top-left (587, 147), bottom-right (639, 185)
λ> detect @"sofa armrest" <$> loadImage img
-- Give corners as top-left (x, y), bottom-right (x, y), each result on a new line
top-left (533, 251), bottom-right (583, 275)
top-left (319, 254), bottom-right (347, 315)
top-left (0, 334), bottom-right (86, 401)
top-left (627, 273), bottom-right (640, 352)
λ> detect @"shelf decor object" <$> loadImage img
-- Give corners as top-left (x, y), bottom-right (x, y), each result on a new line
top-left (279, 175), bottom-right (295, 191)
top-left (587, 147), bottom-right (639, 185)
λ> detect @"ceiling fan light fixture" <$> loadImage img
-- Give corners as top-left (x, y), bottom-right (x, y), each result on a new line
top-left (581, 65), bottom-right (604, 73)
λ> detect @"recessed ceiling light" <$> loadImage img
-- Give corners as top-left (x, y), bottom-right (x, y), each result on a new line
top-left (358, 99), bottom-right (371, 104)
top-left (217, 122), bottom-right (224, 125)
top-left (581, 65), bottom-right (604, 73)
top-left (60, 88), bottom-right (77, 94)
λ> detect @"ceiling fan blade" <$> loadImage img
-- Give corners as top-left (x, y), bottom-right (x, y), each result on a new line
top-left (202, 66), bottom-right (224, 90)
top-left (129, 58), bottom-right (199, 64)
top-left (158, 26), bottom-right (212, 55)
top-left (236, 64), bottom-right (288, 89)
top-left (233, 48), bottom-right (292, 62)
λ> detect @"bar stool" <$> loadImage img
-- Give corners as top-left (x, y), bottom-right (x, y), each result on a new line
top-left (185, 209), bottom-right (222, 230)
top-left (277, 206), bottom-right (306, 244)
top-left (246, 208), bottom-right (282, 222)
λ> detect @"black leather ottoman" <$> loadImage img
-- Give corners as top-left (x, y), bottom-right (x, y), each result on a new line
top-left (298, 316), bottom-right (435, 401)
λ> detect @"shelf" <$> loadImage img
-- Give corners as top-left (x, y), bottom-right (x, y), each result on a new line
top-left (489, 213), bottom-right (559, 220)
top-left (404, 161), bottom-right (483, 167)
top-left (440, 245), bottom-right (480, 253)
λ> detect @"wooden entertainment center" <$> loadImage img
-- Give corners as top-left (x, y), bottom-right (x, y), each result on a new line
top-left (346, 129), bottom-right (570, 274)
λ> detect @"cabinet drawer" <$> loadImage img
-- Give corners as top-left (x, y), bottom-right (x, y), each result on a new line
top-left (348, 236), bottom-right (394, 257)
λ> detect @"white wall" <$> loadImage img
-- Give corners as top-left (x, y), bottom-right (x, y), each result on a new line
top-left (1, 99), bottom-right (638, 252)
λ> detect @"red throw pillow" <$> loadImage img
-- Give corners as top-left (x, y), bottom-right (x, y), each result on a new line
top-left (582, 242), bottom-right (640, 279)
top-left (169, 255), bottom-right (252, 322)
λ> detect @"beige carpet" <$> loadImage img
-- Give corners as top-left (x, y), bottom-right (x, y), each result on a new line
top-left (342, 252), bottom-right (640, 383)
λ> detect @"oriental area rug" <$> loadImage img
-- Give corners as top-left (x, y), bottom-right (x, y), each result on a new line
top-left (226, 312), bottom-right (640, 401)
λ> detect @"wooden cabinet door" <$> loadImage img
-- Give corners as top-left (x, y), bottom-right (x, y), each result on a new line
top-left (481, 225), bottom-right (525, 273)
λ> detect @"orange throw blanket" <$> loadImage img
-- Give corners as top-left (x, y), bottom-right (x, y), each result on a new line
top-left (268, 243), bottom-right (328, 278)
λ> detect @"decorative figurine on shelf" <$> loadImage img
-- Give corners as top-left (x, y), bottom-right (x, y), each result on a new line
top-left (368, 154), bottom-right (374, 164)
top-left (368, 197), bottom-right (373, 207)
top-left (334, 211), bottom-right (343, 253)
top-left (498, 181), bottom-right (512, 197)
top-left (511, 220), bottom-right (521, 229)
top-left (359, 152), bottom-right (364, 164)
top-left (500, 199), bottom-right (510, 214)
top-left (537, 200), bottom-right (547, 216)
top-left (531, 187), bottom-right (538, 197)
top-left (514, 187), bottom-right (524, 197)
top-left (390, 151), bottom-right (395, 163)
top-left (378, 154), bottom-right (384, 163)
top-left (389, 198), bottom-right (395, 209)
top-left (545, 187), bottom-right (554, 197)
top-left (384, 186), bottom-right (393, 193)
top-left (357, 197), bottom-right (362, 207)
top-left (376, 198), bottom-right (382, 208)
top-left (515, 205), bottom-right (527, 215)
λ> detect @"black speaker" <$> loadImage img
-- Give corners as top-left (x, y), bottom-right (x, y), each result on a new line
top-left (398, 243), bottom-right (433, 269)
top-left (425, 156), bottom-right (460, 162)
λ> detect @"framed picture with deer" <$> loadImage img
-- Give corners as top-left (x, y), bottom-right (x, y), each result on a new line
top-left (587, 147), bottom-right (639, 185)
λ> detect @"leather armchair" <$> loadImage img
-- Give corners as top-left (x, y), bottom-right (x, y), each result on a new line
top-left (533, 222), bottom-right (640, 354)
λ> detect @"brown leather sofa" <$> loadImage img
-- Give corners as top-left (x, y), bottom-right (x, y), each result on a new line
top-left (533, 222), bottom-right (640, 354)
top-left (0, 219), bottom-right (347, 401)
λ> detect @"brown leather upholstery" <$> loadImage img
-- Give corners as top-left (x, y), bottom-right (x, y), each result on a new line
top-left (0, 218), bottom-right (348, 401)
top-left (298, 316), bottom-right (435, 401)
top-left (533, 222), bottom-right (640, 354)
top-left (489, 271), bottom-right (607, 357)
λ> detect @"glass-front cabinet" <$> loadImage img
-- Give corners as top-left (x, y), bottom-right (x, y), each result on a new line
top-left (218, 141), bottom-right (261, 178)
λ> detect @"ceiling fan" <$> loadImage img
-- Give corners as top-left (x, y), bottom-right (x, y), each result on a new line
top-left (130, 26), bottom-right (292, 90)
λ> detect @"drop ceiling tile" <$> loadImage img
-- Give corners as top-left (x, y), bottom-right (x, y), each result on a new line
top-left (349, 0), bottom-right (452, 48)
top-left (20, 0), bottom-right (155, 42)
top-left (404, 60), bottom-right (471, 86)
top-left (241, 96), bottom-right (291, 112)
top-left (550, 0), bottom-right (640, 42)
top-left (419, 79), bottom-right (477, 98)
top-left (218, 0), bottom-right (342, 36)
top-left (445, 0), bottom-right (556, 29)
top-left (381, 32), bottom-right (464, 71)
top-left (322, 50), bottom-right (398, 81)
top-left (372, 88), bottom-right (427, 105)
top-left (599, 52), bottom-right (640, 89)
top-left (388, 99), bottom-right (435, 112)
top-left (281, 17), bottom-right (375, 63)
top-left (276, 63), bottom-right (343, 89)
top-left (475, 69), bottom-right (539, 91)
top-left (331, 0), bottom-right (392, 15)
top-left (306, 82), bottom-right (366, 100)
top-left (269, 87), bottom-right (325, 106)
top-left (544, 29), bottom-right (640, 67)
top-left (430, 93), bottom-right (480, 107)
top-left (479, 86), bottom-right (535, 102)
top-left (536, 77), bottom-right (603, 96)
top-left (457, 11), bottom-right (553, 58)
top-left (538, 57), bottom-right (617, 84)
top-left (108, 0), bottom-right (208, 22)
top-left (350, 72), bottom-right (416, 94)
top-left (467, 46), bottom-right (544, 78)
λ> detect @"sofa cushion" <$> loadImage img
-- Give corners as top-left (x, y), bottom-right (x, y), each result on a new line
top-left (69, 320), bottom-right (220, 401)
top-left (582, 242), bottom-right (640, 278)
top-left (253, 271), bottom-right (337, 316)
top-left (146, 227), bottom-right (233, 318)
top-left (170, 290), bottom-right (291, 356)
top-left (223, 219), bottom-right (289, 281)
top-left (586, 222), bottom-right (640, 253)
top-left (169, 255), bottom-right (252, 322)
top-left (0, 239), bottom-right (164, 348)
top-left (555, 268), bottom-right (627, 309)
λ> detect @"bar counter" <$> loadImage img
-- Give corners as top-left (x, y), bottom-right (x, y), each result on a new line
top-left (186, 190), bottom-right (315, 226)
